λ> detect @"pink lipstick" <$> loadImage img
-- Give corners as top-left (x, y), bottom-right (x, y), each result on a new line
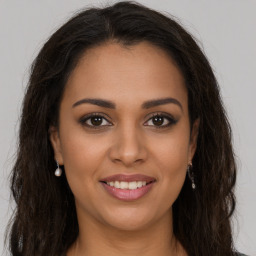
top-left (100, 174), bottom-right (156, 201)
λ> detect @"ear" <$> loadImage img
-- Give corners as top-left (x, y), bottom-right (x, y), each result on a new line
top-left (188, 118), bottom-right (200, 162)
top-left (49, 126), bottom-right (64, 165)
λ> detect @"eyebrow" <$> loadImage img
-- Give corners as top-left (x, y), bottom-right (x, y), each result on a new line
top-left (72, 97), bottom-right (183, 110)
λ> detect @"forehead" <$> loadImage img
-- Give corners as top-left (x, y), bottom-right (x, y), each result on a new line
top-left (63, 41), bottom-right (188, 110)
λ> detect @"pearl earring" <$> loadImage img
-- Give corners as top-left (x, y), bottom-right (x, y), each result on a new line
top-left (187, 162), bottom-right (196, 190)
top-left (55, 161), bottom-right (62, 177)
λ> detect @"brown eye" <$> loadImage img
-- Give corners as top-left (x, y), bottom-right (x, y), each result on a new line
top-left (90, 116), bottom-right (104, 126)
top-left (152, 116), bottom-right (164, 126)
top-left (144, 113), bottom-right (177, 129)
top-left (79, 113), bottom-right (112, 129)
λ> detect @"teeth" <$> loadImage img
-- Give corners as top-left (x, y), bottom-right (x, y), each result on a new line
top-left (120, 181), bottom-right (128, 189)
top-left (114, 181), bottom-right (120, 188)
top-left (137, 181), bottom-right (143, 188)
top-left (106, 181), bottom-right (147, 189)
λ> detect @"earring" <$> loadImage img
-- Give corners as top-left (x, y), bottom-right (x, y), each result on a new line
top-left (55, 161), bottom-right (62, 177)
top-left (187, 162), bottom-right (196, 190)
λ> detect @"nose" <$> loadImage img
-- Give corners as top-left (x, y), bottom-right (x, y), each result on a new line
top-left (108, 125), bottom-right (148, 167)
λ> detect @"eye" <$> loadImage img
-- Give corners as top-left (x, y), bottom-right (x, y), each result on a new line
top-left (79, 113), bottom-right (112, 129)
top-left (144, 112), bottom-right (177, 129)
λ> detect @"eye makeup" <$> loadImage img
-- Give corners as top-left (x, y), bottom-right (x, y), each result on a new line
top-left (79, 111), bottom-right (178, 130)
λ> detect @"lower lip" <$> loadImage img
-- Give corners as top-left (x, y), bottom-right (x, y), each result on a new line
top-left (101, 182), bottom-right (155, 201)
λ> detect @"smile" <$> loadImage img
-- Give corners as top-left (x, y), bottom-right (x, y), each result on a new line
top-left (104, 180), bottom-right (147, 189)
top-left (100, 174), bottom-right (156, 201)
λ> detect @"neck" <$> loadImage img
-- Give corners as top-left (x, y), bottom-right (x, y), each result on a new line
top-left (67, 208), bottom-right (187, 256)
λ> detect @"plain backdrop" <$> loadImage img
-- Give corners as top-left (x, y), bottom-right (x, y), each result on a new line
top-left (0, 0), bottom-right (255, 255)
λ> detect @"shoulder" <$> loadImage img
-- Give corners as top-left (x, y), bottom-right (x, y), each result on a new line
top-left (236, 253), bottom-right (249, 256)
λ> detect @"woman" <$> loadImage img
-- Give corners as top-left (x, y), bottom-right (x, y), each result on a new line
top-left (6, 1), bottom-right (246, 256)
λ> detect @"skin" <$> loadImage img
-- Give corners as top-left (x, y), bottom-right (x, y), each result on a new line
top-left (50, 41), bottom-right (199, 256)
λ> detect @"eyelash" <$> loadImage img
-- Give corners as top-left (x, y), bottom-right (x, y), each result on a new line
top-left (79, 112), bottom-right (177, 130)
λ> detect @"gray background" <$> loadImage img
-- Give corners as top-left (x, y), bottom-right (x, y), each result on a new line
top-left (0, 0), bottom-right (255, 255)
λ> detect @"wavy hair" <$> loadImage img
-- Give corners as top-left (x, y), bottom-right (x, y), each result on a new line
top-left (7, 1), bottom-right (237, 255)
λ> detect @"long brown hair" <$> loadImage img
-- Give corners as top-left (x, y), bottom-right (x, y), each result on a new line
top-left (7, 1), bottom-right (237, 255)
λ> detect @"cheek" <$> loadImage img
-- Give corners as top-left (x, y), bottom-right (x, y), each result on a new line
top-left (59, 125), bottom-right (107, 191)
top-left (59, 131), bottom-right (107, 212)
top-left (153, 130), bottom-right (190, 172)
top-left (150, 130), bottom-right (190, 201)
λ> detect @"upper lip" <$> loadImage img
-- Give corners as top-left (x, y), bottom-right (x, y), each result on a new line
top-left (100, 174), bottom-right (156, 183)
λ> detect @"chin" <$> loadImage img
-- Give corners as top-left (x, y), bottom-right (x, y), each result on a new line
top-left (99, 206), bottom-right (158, 231)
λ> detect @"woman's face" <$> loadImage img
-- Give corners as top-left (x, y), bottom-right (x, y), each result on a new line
top-left (50, 41), bottom-right (198, 231)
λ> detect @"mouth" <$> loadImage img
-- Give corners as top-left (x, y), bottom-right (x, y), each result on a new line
top-left (99, 174), bottom-right (156, 201)
top-left (100, 173), bottom-right (156, 183)
top-left (100, 180), bottom-right (156, 190)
